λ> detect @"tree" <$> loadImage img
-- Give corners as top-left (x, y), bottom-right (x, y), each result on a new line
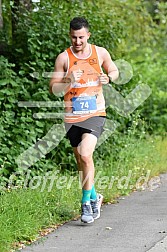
top-left (0, 0), bottom-right (32, 55)
top-left (0, 0), bottom-right (3, 29)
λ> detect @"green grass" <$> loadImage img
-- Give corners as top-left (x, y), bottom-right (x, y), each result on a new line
top-left (0, 179), bottom-right (81, 252)
top-left (95, 135), bottom-right (167, 201)
top-left (0, 135), bottom-right (167, 252)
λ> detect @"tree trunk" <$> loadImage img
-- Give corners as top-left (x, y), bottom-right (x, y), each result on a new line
top-left (0, 0), bottom-right (3, 29)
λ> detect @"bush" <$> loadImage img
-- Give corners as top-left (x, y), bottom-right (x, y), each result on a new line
top-left (0, 0), bottom-right (166, 186)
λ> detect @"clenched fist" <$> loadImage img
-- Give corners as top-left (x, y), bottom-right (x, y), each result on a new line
top-left (99, 72), bottom-right (109, 85)
top-left (71, 69), bottom-right (83, 83)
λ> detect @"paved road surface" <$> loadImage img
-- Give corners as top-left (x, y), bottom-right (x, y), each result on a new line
top-left (22, 174), bottom-right (167, 252)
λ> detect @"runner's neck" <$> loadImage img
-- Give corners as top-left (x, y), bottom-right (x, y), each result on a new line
top-left (71, 44), bottom-right (91, 59)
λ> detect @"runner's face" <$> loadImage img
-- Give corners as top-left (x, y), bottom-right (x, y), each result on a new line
top-left (69, 27), bottom-right (90, 52)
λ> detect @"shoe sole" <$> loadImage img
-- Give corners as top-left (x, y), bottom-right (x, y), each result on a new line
top-left (81, 218), bottom-right (94, 224)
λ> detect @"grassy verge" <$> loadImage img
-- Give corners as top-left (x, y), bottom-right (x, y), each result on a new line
top-left (94, 135), bottom-right (167, 200)
top-left (0, 135), bottom-right (167, 252)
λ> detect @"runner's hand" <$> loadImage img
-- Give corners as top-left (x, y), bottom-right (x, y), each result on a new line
top-left (71, 69), bottom-right (83, 83)
top-left (99, 72), bottom-right (109, 85)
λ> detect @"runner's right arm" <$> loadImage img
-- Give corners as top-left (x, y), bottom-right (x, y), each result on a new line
top-left (50, 52), bottom-right (83, 94)
top-left (49, 52), bottom-right (70, 94)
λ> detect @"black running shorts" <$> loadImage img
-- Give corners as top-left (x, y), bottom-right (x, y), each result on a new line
top-left (65, 116), bottom-right (106, 147)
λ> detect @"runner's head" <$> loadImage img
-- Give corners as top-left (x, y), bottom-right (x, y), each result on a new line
top-left (69, 17), bottom-right (91, 52)
top-left (70, 17), bottom-right (89, 32)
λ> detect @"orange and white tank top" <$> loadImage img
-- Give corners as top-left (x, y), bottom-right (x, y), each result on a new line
top-left (64, 44), bottom-right (106, 123)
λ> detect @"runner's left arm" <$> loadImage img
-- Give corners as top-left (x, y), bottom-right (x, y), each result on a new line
top-left (102, 48), bottom-right (119, 83)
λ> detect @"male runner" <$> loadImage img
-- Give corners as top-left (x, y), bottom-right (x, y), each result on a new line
top-left (50, 17), bottom-right (119, 223)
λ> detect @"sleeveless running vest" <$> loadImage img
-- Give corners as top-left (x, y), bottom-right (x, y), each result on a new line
top-left (64, 44), bottom-right (106, 123)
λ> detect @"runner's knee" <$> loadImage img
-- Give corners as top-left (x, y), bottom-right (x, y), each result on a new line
top-left (80, 155), bottom-right (93, 166)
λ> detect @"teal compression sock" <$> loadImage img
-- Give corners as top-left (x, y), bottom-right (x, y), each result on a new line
top-left (90, 184), bottom-right (97, 200)
top-left (81, 189), bottom-right (91, 203)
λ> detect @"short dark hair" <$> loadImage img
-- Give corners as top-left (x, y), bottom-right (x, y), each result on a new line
top-left (70, 17), bottom-right (89, 31)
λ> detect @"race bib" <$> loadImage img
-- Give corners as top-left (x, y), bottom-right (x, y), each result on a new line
top-left (72, 96), bottom-right (97, 114)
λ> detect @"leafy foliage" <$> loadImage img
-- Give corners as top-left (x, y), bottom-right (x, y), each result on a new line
top-left (0, 0), bottom-right (166, 184)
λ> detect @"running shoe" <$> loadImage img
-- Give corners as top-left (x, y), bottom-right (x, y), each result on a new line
top-left (81, 201), bottom-right (94, 223)
top-left (90, 193), bottom-right (103, 220)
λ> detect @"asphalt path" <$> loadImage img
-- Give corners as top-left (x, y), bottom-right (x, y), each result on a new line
top-left (21, 173), bottom-right (167, 252)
